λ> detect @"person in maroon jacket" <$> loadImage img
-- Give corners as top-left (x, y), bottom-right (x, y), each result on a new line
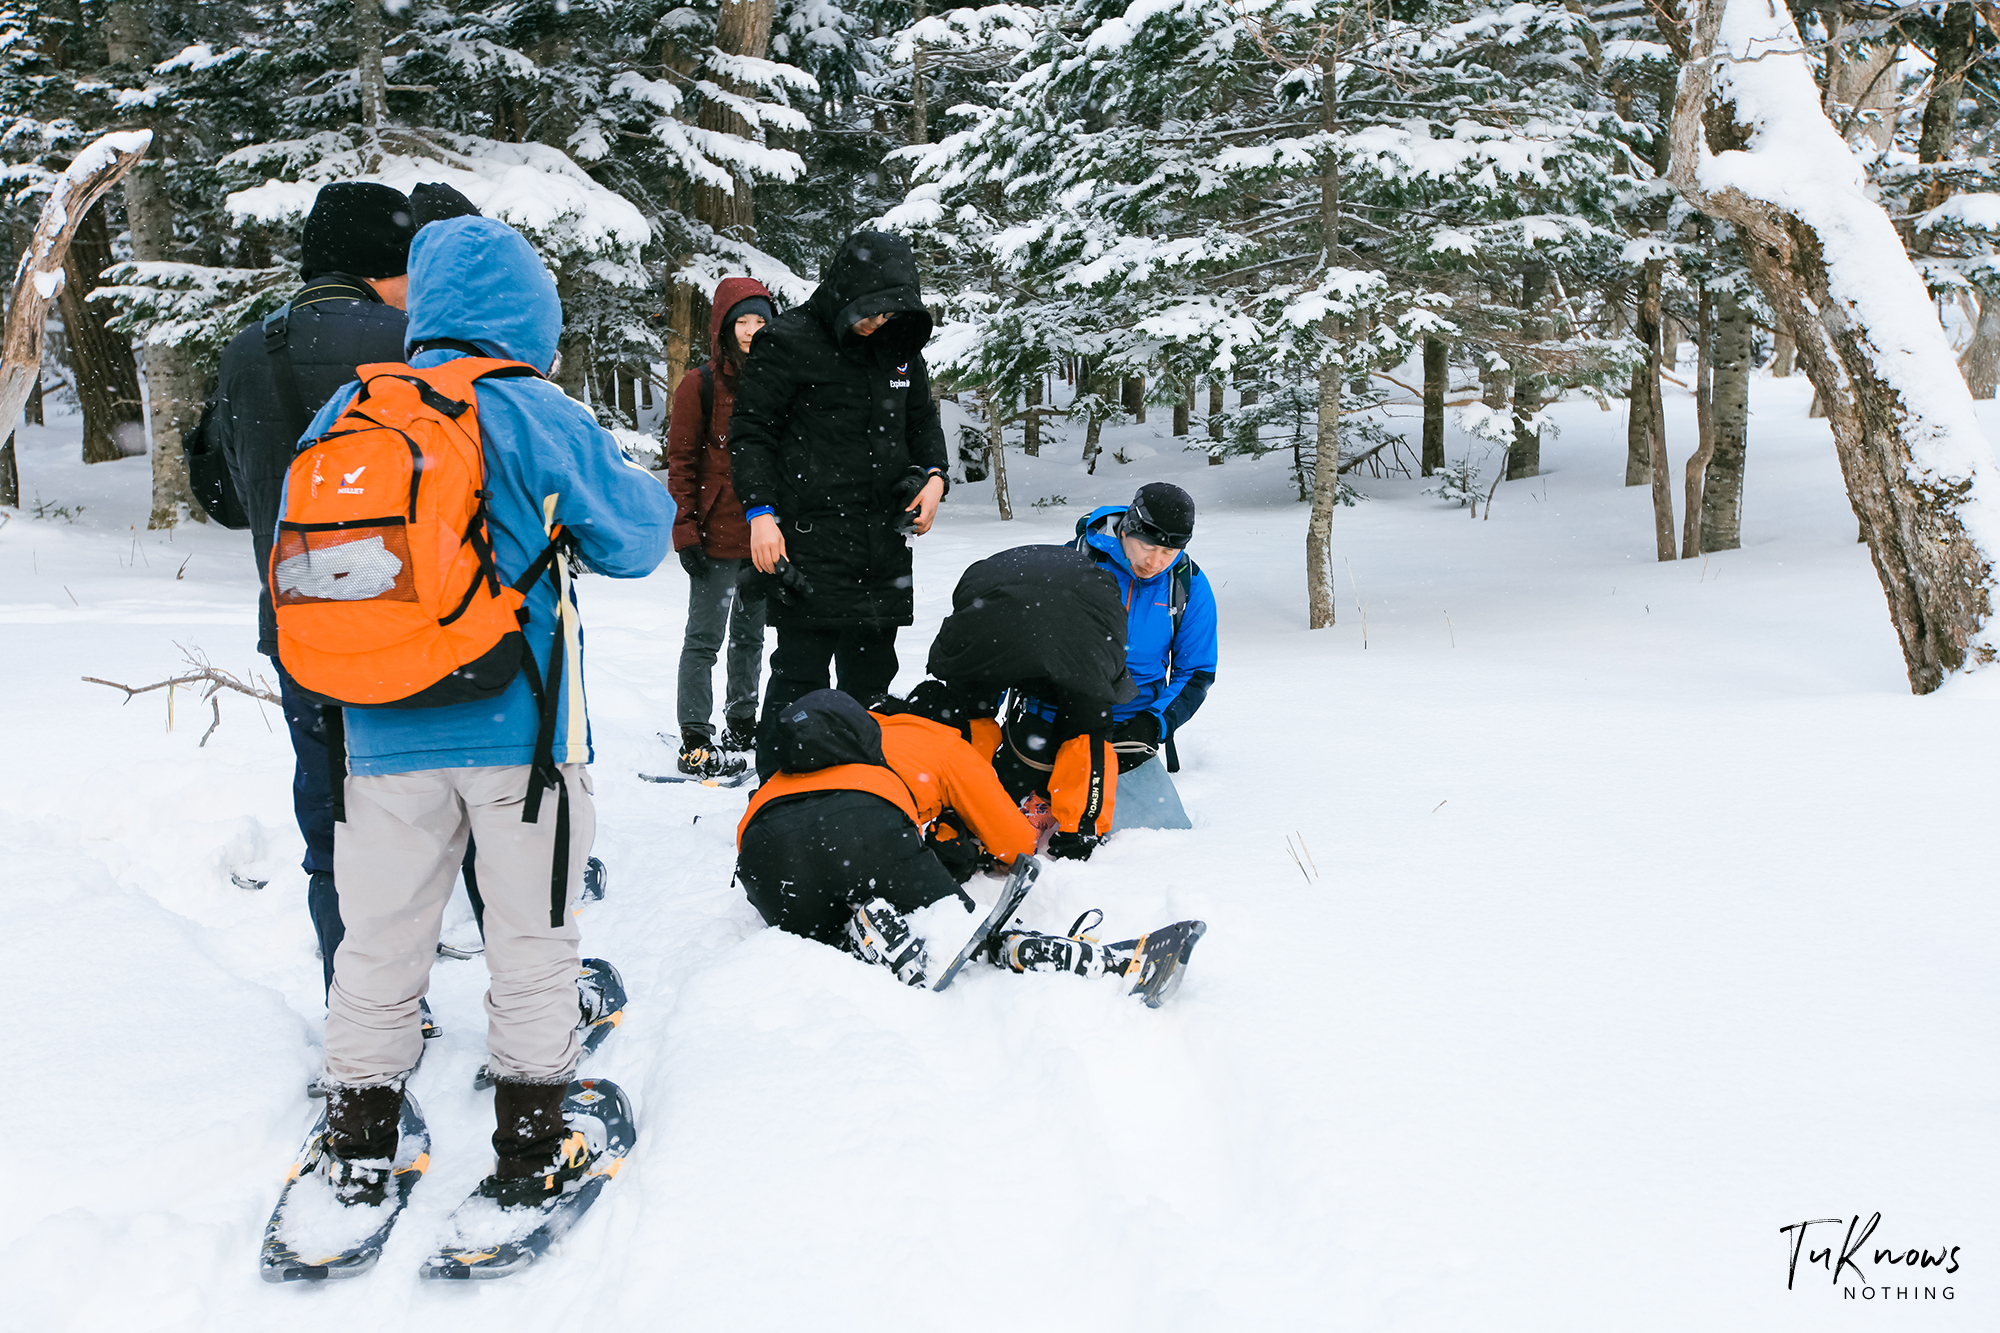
top-left (666, 277), bottom-right (775, 777)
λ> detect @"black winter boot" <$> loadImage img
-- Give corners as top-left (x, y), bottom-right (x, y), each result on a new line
top-left (485, 1079), bottom-right (586, 1209)
top-left (679, 729), bottom-right (748, 778)
top-left (718, 713), bottom-right (758, 752)
top-left (323, 1082), bottom-right (403, 1204)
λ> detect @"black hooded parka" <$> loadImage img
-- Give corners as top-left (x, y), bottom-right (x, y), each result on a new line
top-left (727, 232), bottom-right (950, 629)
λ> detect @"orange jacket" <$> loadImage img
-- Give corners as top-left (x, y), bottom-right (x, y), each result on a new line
top-left (737, 712), bottom-right (1037, 864)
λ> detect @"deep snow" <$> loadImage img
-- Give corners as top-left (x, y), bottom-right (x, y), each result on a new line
top-left (1, 376), bottom-right (1993, 1331)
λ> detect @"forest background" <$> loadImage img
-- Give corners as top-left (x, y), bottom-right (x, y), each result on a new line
top-left (9, 0), bottom-right (2000, 684)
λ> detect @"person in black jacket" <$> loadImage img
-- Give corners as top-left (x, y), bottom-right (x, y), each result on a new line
top-left (212, 182), bottom-right (417, 995)
top-left (727, 230), bottom-right (950, 777)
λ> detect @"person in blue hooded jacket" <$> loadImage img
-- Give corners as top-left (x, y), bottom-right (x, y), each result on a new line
top-left (292, 215), bottom-right (673, 1211)
top-left (1075, 482), bottom-right (1218, 772)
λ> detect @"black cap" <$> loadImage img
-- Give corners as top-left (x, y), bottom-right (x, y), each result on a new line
top-left (1120, 482), bottom-right (1195, 548)
top-left (300, 182), bottom-right (415, 280)
top-left (410, 181), bottom-right (480, 229)
top-left (723, 296), bottom-right (775, 326)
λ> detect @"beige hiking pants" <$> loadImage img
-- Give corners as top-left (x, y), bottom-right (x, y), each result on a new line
top-left (324, 763), bottom-right (594, 1087)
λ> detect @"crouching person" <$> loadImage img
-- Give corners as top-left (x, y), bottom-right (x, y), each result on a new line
top-left (296, 217), bottom-right (672, 1207)
top-left (735, 690), bottom-right (1136, 985)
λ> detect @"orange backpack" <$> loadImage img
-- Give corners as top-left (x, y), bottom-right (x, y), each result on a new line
top-left (271, 356), bottom-right (566, 710)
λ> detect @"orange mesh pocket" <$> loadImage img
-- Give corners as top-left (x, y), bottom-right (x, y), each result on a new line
top-left (273, 520), bottom-right (420, 607)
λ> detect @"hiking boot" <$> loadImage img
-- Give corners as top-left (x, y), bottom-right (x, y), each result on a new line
top-left (678, 729), bottom-right (747, 779)
top-left (845, 898), bottom-right (930, 986)
top-left (996, 909), bottom-right (1133, 979)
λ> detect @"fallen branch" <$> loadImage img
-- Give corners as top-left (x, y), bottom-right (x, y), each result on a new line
top-left (83, 644), bottom-right (281, 748)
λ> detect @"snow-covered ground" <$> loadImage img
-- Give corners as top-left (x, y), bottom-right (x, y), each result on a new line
top-left (2, 378), bottom-right (1992, 1330)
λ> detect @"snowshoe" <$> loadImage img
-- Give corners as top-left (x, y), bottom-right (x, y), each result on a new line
top-left (417, 1078), bottom-right (636, 1280)
top-left (260, 1093), bottom-right (430, 1281)
top-left (638, 767), bottom-right (755, 788)
top-left (931, 856), bottom-right (1040, 993)
top-left (581, 855), bottom-right (607, 903)
top-left (1113, 920), bottom-right (1207, 1008)
top-left (474, 958), bottom-right (625, 1091)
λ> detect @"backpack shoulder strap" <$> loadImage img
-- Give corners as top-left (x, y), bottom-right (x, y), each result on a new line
top-left (1171, 556), bottom-right (1197, 624)
top-left (261, 305), bottom-right (313, 444)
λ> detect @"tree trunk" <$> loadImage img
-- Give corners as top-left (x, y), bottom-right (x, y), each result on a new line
top-left (1682, 282), bottom-right (1715, 556)
top-left (1960, 289), bottom-right (2000, 399)
top-left (1082, 360), bottom-right (1104, 473)
top-left (1627, 259), bottom-right (1664, 488)
top-left (1480, 359), bottom-right (1509, 409)
top-left (1508, 262), bottom-right (1546, 479)
top-left (1122, 374), bottom-right (1144, 424)
top-left (1823, 28), bottom-right (1897, 156)
top-left (911, 0), bottom-right (929, 147)
top-left (1647, 309), bottom-right (1676, 561)
top-left (1306, 49), bottom-right (1340, 630)
top-left (1023, 376), bottom-right (1041, 455)
top-left (354, 0), bottom-right (387, 167)
top-left (1771, 329), bottom-right (1795, 377)
top-left (986, 389), bottom-right (1011, 520)
top-left (699, 0), bottom-right (777, 241)
top-left (1172, 386), bottom-right (1190, 437)
top-left (1, 131), bottom-right (153, 509)
top-left (52, 203), bottom-right (145, 463)
top-left (106, 3), bottom-right (201, 528)
top-left (1672, 0), bottom-right (2000, 690)
top-left (1421, 335), bottom-right (1445, 476)
top-left (1917, 4), bottom-right (1978, 211)
top-left (1700, 287), bottom-right (1752, 551)
top-left (662, 277), bottom-right (695, 410)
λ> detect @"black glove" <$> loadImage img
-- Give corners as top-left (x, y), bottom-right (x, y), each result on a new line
top-left (925, 814), bottom-right (982, 885)
top-left (1046, 831), bottom-right (1102, 862)
top-left (743, 556), bottom-right (814, 608)
top-left (1110, 712), bottom-right (1162, 773)
top-left (411, 182), bottom-right (480, 228)
top-left (679, 546), bottom-right (709, 578)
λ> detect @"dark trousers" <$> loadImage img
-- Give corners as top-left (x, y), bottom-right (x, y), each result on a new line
top-left (275, 662), bottom-right (343, 994)
top-left (737, 790), bottom-right (966, 945)
top-left (677, 555), bottom-right (766, 738)
top-left (755, 624), bottom-right (899, 777)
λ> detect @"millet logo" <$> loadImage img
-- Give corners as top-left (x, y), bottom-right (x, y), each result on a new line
top-left (1781, 1212), bottom-right (1959, 1302)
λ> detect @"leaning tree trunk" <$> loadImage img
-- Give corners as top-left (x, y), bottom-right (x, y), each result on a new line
top-left (56, 202), bottom-right (146, 463)
top-left (1671, 0), bottom-right (2000, 690)
top-left (1306, 49), bottom-right (1341, 629)
top-left (1699, 287), bottom-right (1752, 551)
top-left (1, 131), bottom-right (153, 509)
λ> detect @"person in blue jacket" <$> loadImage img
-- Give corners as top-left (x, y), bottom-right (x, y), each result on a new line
top-left (295, 215), bottom-right (674, 1211)
top-left (1075, 481), bottom-right (1218, 771)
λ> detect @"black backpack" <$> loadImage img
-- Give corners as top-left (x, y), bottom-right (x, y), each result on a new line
top-left (183, 397), bottom-right (250, 529)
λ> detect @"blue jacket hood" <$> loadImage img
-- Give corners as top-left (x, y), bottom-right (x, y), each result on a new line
top-left (405, 217), bottom-right (561, 371)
